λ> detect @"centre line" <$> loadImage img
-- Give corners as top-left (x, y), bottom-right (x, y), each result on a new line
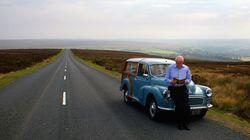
top-left (62, 92), bottom-right (66, 106)
top-left (65, 69), bottom-right (67, 72)
top-left (64, 75), bottom-right (66, 80)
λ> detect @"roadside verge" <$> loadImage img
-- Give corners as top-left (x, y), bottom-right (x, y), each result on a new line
top-left (0, 49), bottom-right (63, 88)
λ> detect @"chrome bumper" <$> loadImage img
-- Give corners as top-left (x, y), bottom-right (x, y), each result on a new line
top-left (158, 104), bottom-right (213, 111)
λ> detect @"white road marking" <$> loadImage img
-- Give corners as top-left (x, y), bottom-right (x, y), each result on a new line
top-left (65, 58), bottom-right (67, 66)
top-left (62, 92), bottom-right (66, 106)
top-left (64, 75), bottom-right (66, 80)
top-left (65, 69), bottom-right (67, 72)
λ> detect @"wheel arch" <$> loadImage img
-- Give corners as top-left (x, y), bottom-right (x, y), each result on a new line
top-left (120, 79), bottom-right (130, 92)
top-left (142, 86), bottom-right (163, 107)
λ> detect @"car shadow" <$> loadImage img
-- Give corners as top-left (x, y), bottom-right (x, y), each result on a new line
top-left (127, 102), bottom-right (205, 125)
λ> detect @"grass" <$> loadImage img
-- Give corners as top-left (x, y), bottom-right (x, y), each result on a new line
top-left (0, 49), bottom-right (61, 73)
top-left (207, 108), bottom-right (250, 136)
top-left (0, 50), bottom-right (62, 88)
top-left (73, 54), bottom-right (121, 80)
top-left (144, 49), bottom-right (177, 55)
top-left (71, 49), bottom-right (250, 136)
top-left (192, 72), bottom-right (250, 120)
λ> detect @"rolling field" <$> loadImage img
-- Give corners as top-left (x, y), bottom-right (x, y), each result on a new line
top-left (72, 49), bottom-right (250, 121)
top-left (0, 49), bottom-right (61, 74)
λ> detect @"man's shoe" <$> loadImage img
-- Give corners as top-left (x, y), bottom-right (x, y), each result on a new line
top-left (178, 124), bottom-right (183, 130)
top-left (183, 124), bottom-right (190, 131)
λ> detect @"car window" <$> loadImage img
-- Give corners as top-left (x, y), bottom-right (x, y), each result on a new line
top-left (125, 62), bottom-right (138, 75)
top-left (150, 64), bottom-right (169, 77)
top-left (138, 63), bottom-right (148, 76)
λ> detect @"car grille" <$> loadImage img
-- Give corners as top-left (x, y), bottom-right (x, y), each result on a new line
top-left (189, 98), bottom-right (204, 106)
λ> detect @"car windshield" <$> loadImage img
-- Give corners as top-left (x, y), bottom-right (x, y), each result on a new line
top-left (150, 64), bottom-right (170, 77)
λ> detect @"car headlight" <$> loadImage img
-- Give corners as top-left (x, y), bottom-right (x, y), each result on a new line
top-left (205, 88), bottom-right (213, 97)
top-left (163, 89), bottom-right (171, 100)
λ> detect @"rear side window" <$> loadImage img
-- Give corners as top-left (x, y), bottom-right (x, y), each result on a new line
top-left (125, 62), bottom-right (138, 75)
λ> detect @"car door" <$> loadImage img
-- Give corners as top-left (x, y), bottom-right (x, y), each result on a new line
top-left (126, 62), bottom-right (138, 99)
top-left (134, 63), bottom-right (150, 101)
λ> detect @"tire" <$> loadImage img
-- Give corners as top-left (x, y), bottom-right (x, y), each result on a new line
top-left (123, 89), bottom-right (131, 104)
top-left (147, 97), bottom-right (160, 120)
top-left (198, 109), bottom-right (208, 118)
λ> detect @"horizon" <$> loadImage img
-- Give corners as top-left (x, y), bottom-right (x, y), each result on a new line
top-left (0, 39), bottom-right (249, 62)
top-left (0, 38), bottom-right (250, 41)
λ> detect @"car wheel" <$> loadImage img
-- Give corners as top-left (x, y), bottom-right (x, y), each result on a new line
top-left (123, 89), bottom-right (131, 104)
top-left (198, 109), bottom-right (208, 118)
top-left (148, 98), bottom-right (160, 120)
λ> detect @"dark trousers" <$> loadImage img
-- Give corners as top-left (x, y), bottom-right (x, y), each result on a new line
top-left (168, 85), bottom-right (190, 124)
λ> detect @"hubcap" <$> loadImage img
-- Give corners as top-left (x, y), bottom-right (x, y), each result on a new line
top-left (149, 101), bottom-right (157, 117)
top-left (124, 91), bottom-right (129, 102)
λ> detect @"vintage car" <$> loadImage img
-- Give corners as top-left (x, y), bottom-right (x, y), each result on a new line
top-left (119, 58), bottom-right (213, 120)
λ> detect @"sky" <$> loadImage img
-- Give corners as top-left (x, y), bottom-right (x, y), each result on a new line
top-left (0, 0), bottom-right (250, 39)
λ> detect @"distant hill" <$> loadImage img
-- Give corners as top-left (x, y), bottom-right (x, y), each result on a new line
top-left (0, 39), bottom-right (249, 61)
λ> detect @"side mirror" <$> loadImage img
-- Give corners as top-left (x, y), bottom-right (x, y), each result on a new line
top-left (143, 74), bottom-right (149, 80)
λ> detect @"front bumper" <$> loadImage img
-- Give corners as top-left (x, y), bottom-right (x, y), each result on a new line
top-left (158, 104), bottom-right (213, 111)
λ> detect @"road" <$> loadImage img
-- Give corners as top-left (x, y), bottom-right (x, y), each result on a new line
top-left (0, 50), bottom-right (248, 140)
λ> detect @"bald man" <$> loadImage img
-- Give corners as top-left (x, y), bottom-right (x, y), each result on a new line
top-left (165, 56), bottom-right (192, 130)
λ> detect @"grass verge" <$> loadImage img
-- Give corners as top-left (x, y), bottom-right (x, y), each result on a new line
top-left (207, 108), bottom-right (250, 136)
top-left (73, 54), bottom-right (121, 80)
top-left (73, 52), bottom-right (250, 137)
top-left (0, 50), bottom-right (62, 88)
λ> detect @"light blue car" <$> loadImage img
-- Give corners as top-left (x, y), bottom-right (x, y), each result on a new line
top-left (120, 58), bottom-right (213, 120)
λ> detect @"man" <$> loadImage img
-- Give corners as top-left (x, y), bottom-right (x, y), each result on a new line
top-left (165, 56), bottom-right (192, 130)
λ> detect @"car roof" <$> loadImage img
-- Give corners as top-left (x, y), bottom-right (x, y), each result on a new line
top-left (126, 58), bottom-right (175, 65)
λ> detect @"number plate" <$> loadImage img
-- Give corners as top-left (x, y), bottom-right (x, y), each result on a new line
top-left (191, 109), bottom-right (201, 115)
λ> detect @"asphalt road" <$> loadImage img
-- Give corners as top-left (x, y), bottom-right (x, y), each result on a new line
top-left (0, 50), bottom-right (248, 140)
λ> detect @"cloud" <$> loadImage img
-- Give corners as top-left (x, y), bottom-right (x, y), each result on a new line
top-left (173, 12), bottom-right (218, 21)
top-left (0, 0), bottom-right (249, 39)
